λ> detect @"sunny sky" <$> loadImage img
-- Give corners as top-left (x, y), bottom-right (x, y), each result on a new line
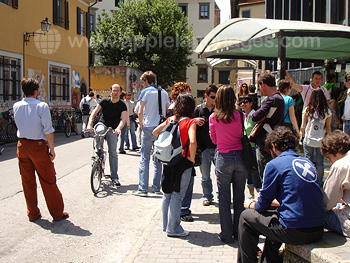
top-left (215, 0), bottom-right (231, 23)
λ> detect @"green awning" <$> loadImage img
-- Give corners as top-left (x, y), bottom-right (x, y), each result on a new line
top-left (195, 18), bottom-right (350, 65)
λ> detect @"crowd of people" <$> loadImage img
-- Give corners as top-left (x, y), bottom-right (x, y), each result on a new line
top-left (13, 69), bottom-right (350, 262)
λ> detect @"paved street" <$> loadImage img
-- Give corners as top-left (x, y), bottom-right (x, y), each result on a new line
top-left (0, 133), bottom-right (236, 263)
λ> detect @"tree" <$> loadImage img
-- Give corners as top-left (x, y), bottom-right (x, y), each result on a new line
top-left (91, 0), bottom-right (194, 88)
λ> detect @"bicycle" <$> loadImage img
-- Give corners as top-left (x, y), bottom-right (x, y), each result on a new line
top-left (90, 127), bottom-right (113, 194)
top-left (65, 108), bottom-right (78, 137)
top-left (0, 109), bottom-right (18, 142)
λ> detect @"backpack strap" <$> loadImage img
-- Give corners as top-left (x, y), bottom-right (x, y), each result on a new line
top-left (158, 87), bottom-right (164, 119)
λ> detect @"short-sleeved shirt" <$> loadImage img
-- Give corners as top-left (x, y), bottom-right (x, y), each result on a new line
top-left (283, 95), bottom-right (294, 124)
top-left (99, 98), bottom-right (127, 129)
top-left (165, 117), bottom-right (195, 157)
top-left (141, 88), bottom-right (169, 127)
top-left (301, 85), bottom-right (330, 109)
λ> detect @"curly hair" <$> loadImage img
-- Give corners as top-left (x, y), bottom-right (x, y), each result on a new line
top-left (265, 126), bottom-right (298, 152)
top-left (215, 85), bottom-right (237, 124)
top-left (173, 93), bottom-right (195, 118)
top-left (239, 83), bottom-right (249, 97)
top-left (321, 130), bottom-right (350, 156)
top-left (170, 82), bottom-right (191, 101)
top-left (306, 88), bottom-right (328, 119)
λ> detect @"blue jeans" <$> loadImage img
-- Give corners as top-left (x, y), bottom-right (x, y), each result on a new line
top-left (138, 127), bottom-right (162, 191)
top-left (303, 143), bottom-right (324, 184)
top-left (162, 167), bottom-right (192, 234)
top-left (118, 124), bottom-right (127, 152)
top-left (95, 123), bottom-right (119, 181)
top-left (344, 120), bottom-right (350, 136)
top-left (181, 170), bottom-right (194, 216)
top-left (125, 117), bottom-right (138, 148)
top-left (324, 210), bottom-right (343, 235)
top-left (200, 147), bottom-right (216, 202)
top-left (215, 150), bottom-right (248, 239)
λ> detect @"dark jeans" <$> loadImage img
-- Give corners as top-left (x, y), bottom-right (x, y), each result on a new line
top-left (237, 209), bottom-right (323, 263)
top-left (256, 145), bottom-right (272, 181)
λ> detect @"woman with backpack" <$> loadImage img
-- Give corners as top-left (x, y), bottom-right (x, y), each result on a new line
top-left (152, 93), bottom-right (197, 237)
top-left (209, 85), bottom-right (248, 243)
top-left (301, 88), bottom-right (332, 184)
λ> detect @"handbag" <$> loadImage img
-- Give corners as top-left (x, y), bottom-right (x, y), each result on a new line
top-left (239, 111), bottom-right (258, 173)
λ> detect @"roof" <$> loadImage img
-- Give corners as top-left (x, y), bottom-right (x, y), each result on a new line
top-left (195, 18), bottom-right (350, 66)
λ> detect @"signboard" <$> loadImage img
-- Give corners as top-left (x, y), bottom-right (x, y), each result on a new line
top-left (237, 78), bottom-right (242, 87)
top-left (132, 81), bottom-right (138, 89)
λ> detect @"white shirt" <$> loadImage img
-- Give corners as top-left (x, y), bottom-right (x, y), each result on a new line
top-left (141, 88), bottom-right (169, 127)
top-left (79, 96), bottom-right (98, 114)
top-left (344, 89), bottom-right (350, 120)
top-left (13, 98), bottom-right (55, 140)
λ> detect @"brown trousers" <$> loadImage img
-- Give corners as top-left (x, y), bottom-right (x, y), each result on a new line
top-left (17, 138), bottom-right (64, 221)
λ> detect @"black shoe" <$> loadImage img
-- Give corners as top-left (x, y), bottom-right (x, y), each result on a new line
top-left (125, 147), bottom-right (129, 150)
top-left (112, 179), bottom-right (121, 186)
top-left (132, 146), bottom-right (140, 150)
top-left (217, 234), bottom-right (235, 244)
top-left (180, 214), bottom-right (194, 222)
top-left (119, 151), bottom-right (126, 154)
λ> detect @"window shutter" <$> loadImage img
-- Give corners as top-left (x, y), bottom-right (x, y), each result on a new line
top-left (64, 0), bottom-right (69, 29)
top-left (77, 7), bottom-right (81, 35)
top-left (12, 0), bottom-right (18, 8)
top-left (86, 12), bottom-right (91, 38)
top-left (53, 0), bottom-right (58, 25)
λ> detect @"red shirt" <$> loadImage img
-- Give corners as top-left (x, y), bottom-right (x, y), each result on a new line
top-left (166, 117), bottom-right (195, 157)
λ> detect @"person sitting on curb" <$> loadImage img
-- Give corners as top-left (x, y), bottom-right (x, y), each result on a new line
top-left (321, 130), bottom-right (350, 237)
top-left (237, 126), bottom-right (324, 263)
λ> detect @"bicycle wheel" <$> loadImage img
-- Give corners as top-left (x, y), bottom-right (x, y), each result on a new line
top-left (6, 122), bottom-right (18, 142)
top-left (65, 121), bottom-right (71, 137)
top-left (91, 162), bottom-right (102, 194)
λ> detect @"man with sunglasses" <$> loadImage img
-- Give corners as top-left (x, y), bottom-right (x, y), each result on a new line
top-left (342, 73), bottom-right (350, 135)
top-left (252, 71), bottom-right (285, 181)
top-left (195, 84), bottom-right (218, 206)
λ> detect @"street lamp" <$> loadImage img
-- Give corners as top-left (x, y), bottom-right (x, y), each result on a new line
top-left (24, 17), bottom-right (51, 44)
top-left (23, 18), bottom-right (51, 77)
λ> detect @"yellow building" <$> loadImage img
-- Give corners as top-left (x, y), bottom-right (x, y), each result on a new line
top-left (0, 0), bottom-right (92, 110)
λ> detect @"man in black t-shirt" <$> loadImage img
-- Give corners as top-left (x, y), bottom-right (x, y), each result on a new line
top-left (87, 84), bottom-right (127, 186)
top-left (251, 71), bottom-right (285, 180)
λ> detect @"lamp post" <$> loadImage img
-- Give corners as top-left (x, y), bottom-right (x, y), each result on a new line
top-left (23, 18), bottom-right (51, 77)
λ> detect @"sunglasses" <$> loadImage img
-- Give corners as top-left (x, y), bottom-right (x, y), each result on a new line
top-left (209, 96), bottom-right (216, 99)
top-left (127, 94), bottom-right (132, 96)
top-left (240, 100), bottom-right (250, 104)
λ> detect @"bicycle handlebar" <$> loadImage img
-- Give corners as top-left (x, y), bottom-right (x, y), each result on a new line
top-left (91, 127), bottom-right (114, 137)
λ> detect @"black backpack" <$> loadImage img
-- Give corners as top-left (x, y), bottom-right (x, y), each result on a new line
top-left (82, 98), bottom-right (90, 115)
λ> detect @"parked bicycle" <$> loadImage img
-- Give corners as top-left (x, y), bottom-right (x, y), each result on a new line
top-left (90, 127), bottom-right (113, 194)
top-left (65, 108), bottom-right (78, 137)
top-left (0, 109), bottom-right (18, 143)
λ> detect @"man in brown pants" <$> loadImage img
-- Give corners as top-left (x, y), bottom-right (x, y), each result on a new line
top-left (13, 78), bottom-right (68, 222)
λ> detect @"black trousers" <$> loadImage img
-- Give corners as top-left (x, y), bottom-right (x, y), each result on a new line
top-left (256, 145), bottom-right (272, 181)
top-left (237, 209), bottom-right (323, 263)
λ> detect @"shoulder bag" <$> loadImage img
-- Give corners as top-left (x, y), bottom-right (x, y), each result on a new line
top-left (239, 111), bottom-right (258, 173)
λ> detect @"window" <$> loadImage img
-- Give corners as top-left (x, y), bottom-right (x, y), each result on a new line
top-left (219, 71), bottom-right (230, 84)
top-left (12, 0), bottom-right (17, 8)
top-left (199, 3), bottom-right (210, 19)
top-left (241, 10), bottom-right (250, 18)
top-left (0, 0), bottom-right (9, 5)
top-left (49, 65), bottom-right (70, 103)
top-left (178, 4), bottom-right (187, 16)
top-left (77, 7), bottom-right (85, 36)
top-left (53, 0), bottom-right (68, 28)
top-left (0, 56), bottom-right (21, 102)
top-left (197, 65), bottom-right (208, 83)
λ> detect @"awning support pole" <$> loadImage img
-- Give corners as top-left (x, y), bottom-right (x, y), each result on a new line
top-left (278, 34), bottom-right (286, 79)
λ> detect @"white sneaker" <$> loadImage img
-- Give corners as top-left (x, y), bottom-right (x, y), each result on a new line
top-left (167, 230), bottom-right (190, 237)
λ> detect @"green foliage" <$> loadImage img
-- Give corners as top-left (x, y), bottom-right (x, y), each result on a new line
top-left (91, 0), bottom-right (194, 88)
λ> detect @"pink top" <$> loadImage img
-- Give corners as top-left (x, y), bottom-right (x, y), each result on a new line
top-left (209, 111), bottom-right (243, 153)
